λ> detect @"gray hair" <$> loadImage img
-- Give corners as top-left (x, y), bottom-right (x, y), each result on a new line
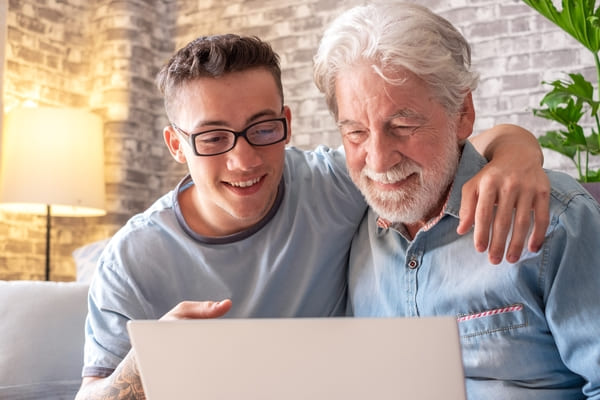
top-left (313, 2), bottom-right (479, 119)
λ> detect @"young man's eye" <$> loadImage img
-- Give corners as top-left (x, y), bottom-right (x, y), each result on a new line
top-left (200, 134), bottom-right (228, 144)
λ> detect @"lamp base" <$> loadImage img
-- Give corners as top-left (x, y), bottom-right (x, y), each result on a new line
top-left (45, 204), bottom-right (51, 281)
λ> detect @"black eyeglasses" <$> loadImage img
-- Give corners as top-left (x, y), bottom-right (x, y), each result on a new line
top-left (171, 117), bottom-right (288, 156)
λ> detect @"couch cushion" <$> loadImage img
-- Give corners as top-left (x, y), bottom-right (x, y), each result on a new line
top-left (72, 238), bottom-right (109, 283)
top-left (0, 380), bottom-right (82, 400)
top-left (0, 280), bottom-right (89, 387)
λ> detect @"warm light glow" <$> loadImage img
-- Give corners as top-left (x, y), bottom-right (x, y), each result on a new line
top-left (0, 107), bottom-right (106, 217)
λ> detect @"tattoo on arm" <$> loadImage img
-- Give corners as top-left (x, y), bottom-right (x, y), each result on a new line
top-left (76, 352), bottom-right (146, 400)
top-left (108, 360), bottom-right (146, 400)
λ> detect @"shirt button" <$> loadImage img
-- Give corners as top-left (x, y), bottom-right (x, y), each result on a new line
top-left (408, 259), bottom-right (419, 269)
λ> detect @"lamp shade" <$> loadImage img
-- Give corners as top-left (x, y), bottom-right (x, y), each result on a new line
top-left (0, 107), bottom-right (106, 216)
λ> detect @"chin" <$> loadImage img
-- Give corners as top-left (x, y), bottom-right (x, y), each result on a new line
top-left (231, 204), bottom-right (269, 222)
top-left (365, 186), bottom-right (439, 225)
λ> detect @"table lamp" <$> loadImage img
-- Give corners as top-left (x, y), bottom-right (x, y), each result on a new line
top-left (0, 107), bottom-right (106, 280)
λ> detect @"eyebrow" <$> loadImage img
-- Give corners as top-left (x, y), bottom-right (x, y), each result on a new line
top-left (190, 109), bottom-right (282, 132)
top-left (336, 119), bottom-right (359, 128)
top-left (387, 109), bottom-right (427, 123)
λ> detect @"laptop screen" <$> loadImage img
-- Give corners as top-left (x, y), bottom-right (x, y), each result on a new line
top-left (128, 317), bottom-right (466, 400)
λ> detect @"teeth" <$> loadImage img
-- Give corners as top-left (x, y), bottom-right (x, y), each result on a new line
top-left (229, 177), bottom-right (261, 188)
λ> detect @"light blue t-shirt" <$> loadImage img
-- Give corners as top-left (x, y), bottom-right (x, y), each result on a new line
top-left (349, 142), bottom-right (600, 399)
top-left (83, 146), bottom-right (367, 377)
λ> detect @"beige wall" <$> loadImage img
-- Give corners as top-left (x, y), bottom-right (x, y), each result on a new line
top-left (0, 0), bottom-right (6, 132)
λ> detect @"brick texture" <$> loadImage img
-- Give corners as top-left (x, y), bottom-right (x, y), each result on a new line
top-left (0, 0), bottom-right (597, 280)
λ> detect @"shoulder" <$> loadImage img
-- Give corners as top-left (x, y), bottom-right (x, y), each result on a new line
top-left (96, 190), bottom-right (181, 273)
top-left (544, 171), bottom-right (600, 248)
top-left (547, 171), bottom-right (600, 215)
top-left (284, 145), bottom-right (347, 173)
top-left (281, 145), bottom-right (366, 221)
top-left (116, 190), bottom-right (178, 236)
top-left (283, 145), bottom-right (365, 205)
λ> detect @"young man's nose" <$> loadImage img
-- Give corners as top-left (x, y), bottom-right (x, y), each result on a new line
top-left (226, 138), bottom-right (263, 171)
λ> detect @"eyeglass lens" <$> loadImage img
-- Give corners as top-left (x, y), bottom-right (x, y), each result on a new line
top-left (193, 119), bottom-right (286, 155)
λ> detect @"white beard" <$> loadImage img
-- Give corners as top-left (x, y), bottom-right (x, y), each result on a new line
top-left (352, 136), bottom-right (461, 224)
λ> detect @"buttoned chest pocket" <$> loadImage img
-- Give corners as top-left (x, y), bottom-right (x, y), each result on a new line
top-left (457, 303), bottom-right (527, 340)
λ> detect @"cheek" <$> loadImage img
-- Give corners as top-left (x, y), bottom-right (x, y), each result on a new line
top-left (188, 158), bottom-right (219, 183)
top-left (262, 144), bottom-right (287, 173)
top-left (342, 142), bottom-right (365, 174)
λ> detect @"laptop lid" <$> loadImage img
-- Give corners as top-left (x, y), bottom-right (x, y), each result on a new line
top-left (128, 317), bottom-right (466, 400)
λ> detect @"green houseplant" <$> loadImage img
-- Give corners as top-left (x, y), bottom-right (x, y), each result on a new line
top-left (523, 0), bottom-right (600, 191)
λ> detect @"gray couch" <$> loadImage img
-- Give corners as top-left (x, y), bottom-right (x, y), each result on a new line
top-left (0, 280), bottom-right (89, 399)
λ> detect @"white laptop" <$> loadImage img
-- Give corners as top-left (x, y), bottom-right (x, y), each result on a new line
top-left (127, 317), bottom-right (466, 400)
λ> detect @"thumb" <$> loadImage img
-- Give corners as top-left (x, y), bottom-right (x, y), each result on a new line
top-left (161, 299), bottom-right (233, 320)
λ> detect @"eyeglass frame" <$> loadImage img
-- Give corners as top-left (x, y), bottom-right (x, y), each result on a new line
top-left (171, 117), bottom-right (288, 157)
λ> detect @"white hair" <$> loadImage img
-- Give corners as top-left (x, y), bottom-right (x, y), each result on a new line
top-left (313, 2), bottom-right (479, 119)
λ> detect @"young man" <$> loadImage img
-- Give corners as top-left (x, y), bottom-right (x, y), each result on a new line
top-left (76, 34), bottom-right (549, 399)
top-left (313, 3), bottom-right (600, 398)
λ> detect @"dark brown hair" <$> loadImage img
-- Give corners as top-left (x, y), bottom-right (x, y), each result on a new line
top-left (156, 34), bottom-right (284, 120)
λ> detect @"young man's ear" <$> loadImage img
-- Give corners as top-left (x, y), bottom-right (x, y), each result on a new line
top-left (164, 126), bottom-right (187, 164)
top-left (457, 92), bottom-right (475, 141)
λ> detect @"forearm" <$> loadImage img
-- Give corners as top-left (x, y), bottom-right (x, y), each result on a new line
top-left (469, 123), bottom-right (543, 165)
top-left (75, 351), bottom-right (146, 400)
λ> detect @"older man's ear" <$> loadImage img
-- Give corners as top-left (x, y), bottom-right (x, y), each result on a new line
top-left (457, 92), bottom-right (476, 142)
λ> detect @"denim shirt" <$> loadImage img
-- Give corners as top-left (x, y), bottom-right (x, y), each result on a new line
top-left (348, 142), bottom-right (600, 399)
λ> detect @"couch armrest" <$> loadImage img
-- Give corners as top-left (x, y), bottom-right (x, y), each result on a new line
top-left (0, 280), bottom-right (89, 387)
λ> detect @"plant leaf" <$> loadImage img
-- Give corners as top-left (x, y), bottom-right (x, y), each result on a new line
top-left (540, 73), bottom-right (599, 112)
top-left (538, 130), bottom-right (577, 159)
top-left (586, 130), bottom-right (600, 153)
top-left (522, 0), bottom-right (600, 52)
top-left (563, 123), bottom-right (588, 146)
top-left (534, 97), bottom-right (585, 127)
top-left (584, 170), bottom-right (600, 182)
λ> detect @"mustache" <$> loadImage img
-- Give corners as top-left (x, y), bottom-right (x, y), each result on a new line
top-left (360, 162), bottom-right (421, 184)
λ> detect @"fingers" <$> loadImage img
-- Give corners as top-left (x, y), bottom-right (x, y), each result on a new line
top-left (458, 176), bottom-right (497, 254)
top-left (458, 148), bottom-right (552, 264)
top-left (497, 175), bottom-right (550, 261)
top-left (457, 180), bottom-right (477, 236)
top-left (161, 299), bottom-right (233, 321)
top-left (485, 186), bottom-right (518, 265)
top-left (527, 189), bottom-right (550, 253)
top-left (459, 180), bottom-right (549, 264)
top-left (471, 182), bottom-right (497, 256)
top-left (500, 192), bottom-right (533, 264)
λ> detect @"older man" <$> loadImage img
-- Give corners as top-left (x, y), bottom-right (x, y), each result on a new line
top-left (314, 3), bottom-right (600, 399)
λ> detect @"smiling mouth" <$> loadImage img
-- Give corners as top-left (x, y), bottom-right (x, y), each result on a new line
top-left (368, 173), bottom-right (419, 191)
top-left (226, 176), bottom-right (263, 188)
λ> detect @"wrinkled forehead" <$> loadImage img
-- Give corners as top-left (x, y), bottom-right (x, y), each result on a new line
top-left (334, 63), bottom-right (436, 121)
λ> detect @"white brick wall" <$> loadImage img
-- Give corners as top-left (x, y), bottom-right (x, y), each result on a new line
top-left (1, 0), bottom-right (597, 280)
top-left (176, 0), bottom-right (597, 177)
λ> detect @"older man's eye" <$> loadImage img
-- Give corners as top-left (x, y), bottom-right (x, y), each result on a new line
top-left (343, 129), bottom-right (368, 144)
top-left (391, 125), bottom-right (419, 137)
